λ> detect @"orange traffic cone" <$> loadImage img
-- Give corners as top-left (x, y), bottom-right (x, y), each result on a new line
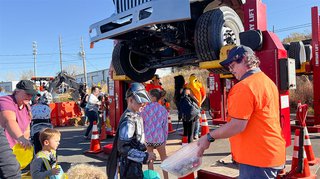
top-left (201, 110), bottom-right (209, 136)
top-left (303, 127), bottom-right (319, 165)
top-left (103, 143), bottom-right (113, 154)
top-left (168, 112), bottom-right (176, 134)
top-left (178, 172), bottom-right (194, 179)
top-left (86, 121), bottom-right (102, 154)
top-left (289, 129), bottom-right (315, 178)
top-left (181, 136), bottom-right (188, 147)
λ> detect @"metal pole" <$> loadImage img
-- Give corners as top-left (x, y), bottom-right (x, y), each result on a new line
top-left (80, 37), bottom-right (88, 85)
top-left (32, 41), bottom-right (37, 77)
top-left (59, 35), bottom-right (63, 73)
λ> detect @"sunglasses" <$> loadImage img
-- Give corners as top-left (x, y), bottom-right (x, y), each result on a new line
top-left (227, 56), bottom-right (243, 70)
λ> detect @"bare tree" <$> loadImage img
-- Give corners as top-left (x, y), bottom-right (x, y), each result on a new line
top-left (20, 70), bottom-right (34, 80)
top-left (5, 72), bottom-right (16, 81)
top-left (282, 32), bottom-right (311, 44)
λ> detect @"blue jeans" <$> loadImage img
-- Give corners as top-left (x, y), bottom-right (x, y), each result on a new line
top-left (239, 164), bottom-right (280, 179)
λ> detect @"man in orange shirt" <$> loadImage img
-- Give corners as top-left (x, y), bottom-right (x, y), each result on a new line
top-left (145, 74), bottom-right (163, 92)
top-left (197, 45), bottom-right (285, 179)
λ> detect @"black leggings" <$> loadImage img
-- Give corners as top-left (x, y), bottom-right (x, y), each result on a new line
top-left (85, 110), bottom-right (98, 137)
top-left (183, 120), bottom-right (195, 143)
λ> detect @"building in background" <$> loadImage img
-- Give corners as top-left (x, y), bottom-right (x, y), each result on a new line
top-left (0, 81), bottom-right (19, 93)
top-left (75, 69), bottom-right (109, 87)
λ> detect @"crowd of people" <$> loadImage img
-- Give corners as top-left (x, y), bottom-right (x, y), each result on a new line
top-left (107, 45), bottom-right (286, 179)
top-left (0, 80), bottom-right (111, 178)
top-left (0, 45), bottom-right (286, 179)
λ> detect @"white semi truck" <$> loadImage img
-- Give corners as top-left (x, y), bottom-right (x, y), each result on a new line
top-left (89, 0), bottom-right (245, 82)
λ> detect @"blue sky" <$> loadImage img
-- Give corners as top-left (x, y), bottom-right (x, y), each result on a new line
top-left (0, 0), bottom-right (319, 81)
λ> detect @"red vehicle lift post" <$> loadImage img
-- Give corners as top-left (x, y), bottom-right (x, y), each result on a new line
top-left (106, 67), bottom-right (129, 136)
top-left (199, 0), bottom-right (293, 178)
top-left (307, 6), bottom-right (320, 132)
top-left (208, 0), bottom-right (291, 145)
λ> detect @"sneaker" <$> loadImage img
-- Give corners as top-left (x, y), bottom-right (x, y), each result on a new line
top-left (194, 136), bottom-right (199, 140)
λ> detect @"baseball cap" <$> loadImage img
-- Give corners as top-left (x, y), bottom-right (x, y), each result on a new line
top-left (126, 82), bottom-right (151, 103)
top-left (220, 45), bottom-right (254, 68)
top-left (16, 80), bottom-right (37, 95)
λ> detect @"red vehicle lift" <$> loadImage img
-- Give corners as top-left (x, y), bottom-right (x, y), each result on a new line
top-left (305, 6), bottom-right (320, 132)
top-left (105, 66), bottom-right (130, 136)
top-left (201, 0), bottom-right (291, 177)
top-left (200, 1), bottom-right (320, 178)
top-left (206, 0), bottom-right (291, 146)
top-left (209, 5), bottom-right (320, 134)
top-left (278, 7), bottom-right (320, 133)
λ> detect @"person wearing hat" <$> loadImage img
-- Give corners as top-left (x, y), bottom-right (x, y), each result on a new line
top-left (0, 80), bottom-right (37, 178)
top-left (145, 74), bottom-right (163, 92)
top-left (197, 45), bottom-right (285, 179)
top-left (107, 82), bottom-right (156, 179)
top-left (0, 80), bottom-right (37, 148)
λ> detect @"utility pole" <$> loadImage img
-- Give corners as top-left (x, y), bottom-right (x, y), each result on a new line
top-left (80, 37), bottom-right (88, 85)
top-left (59, 35), bottom-right (63, 73)
top-left (32, 41), bottom-right (37, 77)
top-left (272, 25), bottom-right (275, 33)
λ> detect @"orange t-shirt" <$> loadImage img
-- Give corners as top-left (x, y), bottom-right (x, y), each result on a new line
top-left (145, 83), bottom-right (163, 92)
top-left (227, 72), bottom-right (285, 167)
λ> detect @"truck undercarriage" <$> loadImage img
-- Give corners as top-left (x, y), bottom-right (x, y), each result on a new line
top-left (90, 0), bottom-right (245, 82)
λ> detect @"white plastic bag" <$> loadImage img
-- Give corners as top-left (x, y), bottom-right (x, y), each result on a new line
top-left (160, 142), bottom-right (202, 177)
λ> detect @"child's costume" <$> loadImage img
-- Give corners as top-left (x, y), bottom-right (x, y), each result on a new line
top-left (30, 150), bottom-right (64, 179)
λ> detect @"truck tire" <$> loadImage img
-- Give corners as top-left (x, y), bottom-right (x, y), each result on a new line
top-left (288, 41), bottom-right (306, 69)
top-left (112, 44), bottom-right (126, 75)
top-left (112, 43), bottom-right (156, 82)
top-left (195, 6), bottom-right (244, 61)
top-left (304, 44), bottom-right (312, 62)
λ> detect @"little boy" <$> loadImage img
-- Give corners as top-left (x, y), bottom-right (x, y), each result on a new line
top-left (107, 82), bottom-right (156, 179)
top-left (30, 128), bottom-right (61, 179)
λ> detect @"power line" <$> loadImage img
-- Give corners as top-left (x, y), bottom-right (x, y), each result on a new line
top-left (0, 52), bottom-right (111, 57)
top-left (274, 23), bottom-right (311, 33)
